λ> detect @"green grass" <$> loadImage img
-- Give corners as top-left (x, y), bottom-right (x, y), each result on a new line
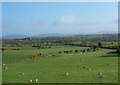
top-left (102, 42), bottom-right (118, 46)
top-left (2, 46), bottom-right (88, 64)
top-left (85, 35), bottom-right (103, 39)
top-left (2, 46), bottom-right (118, 83)
top-left (0, 52), bottom-right (2, 84)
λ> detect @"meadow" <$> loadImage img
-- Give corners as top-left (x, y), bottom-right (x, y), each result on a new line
top-left (2, 34), bottom-right (119, 83)
top-left (2, 46), bottom-right (118, 83)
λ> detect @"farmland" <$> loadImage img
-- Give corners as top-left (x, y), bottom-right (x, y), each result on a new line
top-left (2, 34), bottom-right (119, 83)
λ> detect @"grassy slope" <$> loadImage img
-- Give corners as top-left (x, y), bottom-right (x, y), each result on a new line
top-left (2, 46), bottom-right (118, 83)
top-left (2, 46), bottom-right (87, 64)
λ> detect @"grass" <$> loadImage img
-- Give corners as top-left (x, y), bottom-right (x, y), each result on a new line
top-left (102, 42), bottom-right (118, 46)
top-left (2, 46), bottom-right (118, 83)
top-left (0, 67), bottom-right (1, 84)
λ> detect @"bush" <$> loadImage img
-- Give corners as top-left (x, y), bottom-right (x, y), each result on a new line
top-left (75, 49), bottom-right (79, 53)
top-left (98, 42), bottom-right (102, 47)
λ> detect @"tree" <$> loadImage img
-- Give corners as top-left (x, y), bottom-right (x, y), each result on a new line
top-left (92, 45), bottom-right (98, 51)
top-left (111, 42), bottom-right (113, 45)
top-left (58, 51), bottom-right (62, 54)
top-left (75, 49), bottom-right (78, 53)
top-left (98, 42), bottom-right (102, 47)
top-left (117, 46), bottom-right (120, 53)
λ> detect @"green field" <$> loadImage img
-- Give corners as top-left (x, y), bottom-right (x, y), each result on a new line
top-left (2, 46), bottom-right (118, 83)
top-left (0, 67), bottom-right (1, 84)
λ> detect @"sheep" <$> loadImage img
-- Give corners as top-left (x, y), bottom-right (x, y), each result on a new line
top-left (35, 79), bottom-right (38, 82)
top-left (2, 63), bottom-right (5, 66)
top-left (21, 73), bottom-right (24, 75)
top-left (65, 73), bottom-right (69, 76)
top-left (4, 67), bottom-right (7, 70)
top-left (29, 80), bottom-right (33, 83)
top-left (87, 69), bottom-right (91, 70)
top-left (98, 73), bottom-right (102, 75)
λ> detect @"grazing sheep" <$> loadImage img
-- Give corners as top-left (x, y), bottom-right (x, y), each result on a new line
top-left (2, 63), bottom-right (5, 66)
top-left (98, 73), bottom-right (102, 75)
top-left (4, 67), bottom-right (7, 70)
top-left (21, 73), bottom-right (24, 75)
top-left (35, 79), bottom-right (38, 82)
top-left (65, 73), bottom-right (69, 76)
top-left (29, 80), bottom-right (33, 83)
top-left (87, 69), bottom-right (91, 70)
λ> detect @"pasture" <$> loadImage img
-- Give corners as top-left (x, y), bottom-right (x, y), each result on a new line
top-left (2, 46), bottom-right (118, 83)
top-left (2, 2), bottom-right (119, 83)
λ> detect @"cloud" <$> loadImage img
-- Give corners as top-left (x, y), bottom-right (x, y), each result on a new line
top-left (53, 15), bottom-right (78, 25)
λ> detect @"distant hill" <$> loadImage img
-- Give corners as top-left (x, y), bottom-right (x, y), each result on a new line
top-left (35, 33), bottom-right (74, 37)
top-left (96, 30), bottom-right (118, 34)
top-left (2, 31), bottom-right (118, 39)
top-left (2, 34), bottom-right (28, 39)
top-left (2, 33), bottom-right (74, 39)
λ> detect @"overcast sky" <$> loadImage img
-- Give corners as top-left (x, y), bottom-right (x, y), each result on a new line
top-left (2, 2), bottom-right (118, 36)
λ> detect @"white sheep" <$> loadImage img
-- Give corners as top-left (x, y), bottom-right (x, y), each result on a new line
top-left (65, 73), bottom-right (69, 76)
top-left (98, 73), bottom-right (102, 75)
top-left (2, 63), bottom-right (5, 66)
top-left (29, 80), bottom-right (32, 83)
top-left (4, 67), bottom-right (7, 70)
top-left (21, 73), bottom-right (24, 75)
top-left (87, 69), bottom-right (91, 70)
top-left (35, 79), bottom-right (38, 82)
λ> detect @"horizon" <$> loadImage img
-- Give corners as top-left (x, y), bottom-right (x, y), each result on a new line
top-left (2, 31), bottom-right (118, 38)
top-left (2, 2), bottom-right (118, 36)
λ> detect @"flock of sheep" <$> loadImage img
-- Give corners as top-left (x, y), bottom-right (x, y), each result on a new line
top-left (18, 72), bottom-right (38, 83)
top-left (3, 63), bottom-right (7, 70)
top-left (2, 63), bottom-right (104, 83)
top-left (2, 63), bottom-right (38, 83)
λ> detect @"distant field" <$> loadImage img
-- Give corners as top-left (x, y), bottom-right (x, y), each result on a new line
top-left (2, 46), bottom-right (88, 64)
top-left (83, 35), bottom-right (103, 39)
top-left (2, 46), bottom-right (118, 83)
top-left (102, 42), bottom-right (118, 46)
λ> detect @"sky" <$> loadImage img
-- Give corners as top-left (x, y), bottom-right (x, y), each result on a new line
top-left (0, 2), bottom-right (2, 37)
top-left (2, 2), bottom-right (118, 36)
